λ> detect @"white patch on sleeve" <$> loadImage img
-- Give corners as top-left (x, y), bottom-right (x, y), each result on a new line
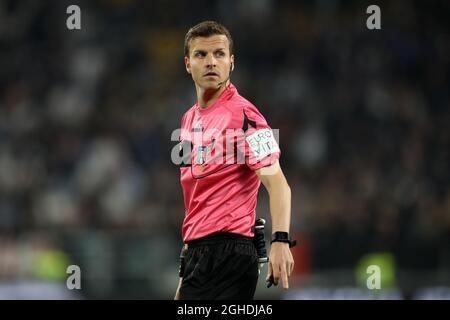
top-left (246, 128), bottom-right (280, 161)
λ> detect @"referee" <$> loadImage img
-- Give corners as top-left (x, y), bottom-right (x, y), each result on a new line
top-left (174, 21), bottom-right (294, 300)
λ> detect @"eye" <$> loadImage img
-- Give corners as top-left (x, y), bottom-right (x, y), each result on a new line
top-left (195, 52), bottom-right (205, 58)
top-left (215, 51), bottom-right (225, 57)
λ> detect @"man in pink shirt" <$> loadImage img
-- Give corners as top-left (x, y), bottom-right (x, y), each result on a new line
top-left (174, 21), bottom-right (295, 300)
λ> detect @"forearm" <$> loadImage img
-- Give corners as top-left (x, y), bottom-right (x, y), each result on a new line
top-left (268, 182), bottom-right (291, 233)
top-left (257, 163), bottom-right (294, 289)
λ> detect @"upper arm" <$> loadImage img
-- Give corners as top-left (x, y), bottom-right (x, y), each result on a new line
top-left (240, 104), bottom-right (281, 171)
top-left (256, 160), bottom-right (289, 192)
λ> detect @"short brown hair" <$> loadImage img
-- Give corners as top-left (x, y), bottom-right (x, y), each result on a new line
top-left (184, 21), bottom-right (234, 57)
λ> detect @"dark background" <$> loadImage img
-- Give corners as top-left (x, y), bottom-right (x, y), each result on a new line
top-left (0, 0), bottom-right (449, 299)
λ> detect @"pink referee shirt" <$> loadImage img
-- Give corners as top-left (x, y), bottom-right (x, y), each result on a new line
top-left (179, 83), bottom-right (280, 242)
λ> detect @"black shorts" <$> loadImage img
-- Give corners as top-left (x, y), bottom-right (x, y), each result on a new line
top-left (179, 233), bottom-right (259, 300)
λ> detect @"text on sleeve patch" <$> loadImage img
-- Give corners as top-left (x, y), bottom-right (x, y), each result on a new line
top-left (246, 128), bottom-right (280, 161)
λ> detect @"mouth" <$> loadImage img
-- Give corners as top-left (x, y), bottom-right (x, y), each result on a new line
top-left (204, 72), bottom-right (219, 77)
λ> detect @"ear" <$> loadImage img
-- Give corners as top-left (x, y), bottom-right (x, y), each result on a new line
top-left (184, 56), bottom-right (191, 74)
top-left (230, 54), bottom-right (235, 71)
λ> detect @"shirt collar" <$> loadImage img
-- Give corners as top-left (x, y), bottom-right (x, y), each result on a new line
top-left (196, 83), bottom-right (237, 114)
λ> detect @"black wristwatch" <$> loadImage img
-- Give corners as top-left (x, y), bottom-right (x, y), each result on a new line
top-left (271, 232), bottom-right (297, 248)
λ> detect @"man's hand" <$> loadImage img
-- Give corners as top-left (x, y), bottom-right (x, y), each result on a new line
top-left (266, 242), bottom-right (294, 289)
top-left (174, 277), bottom-right (182, 300)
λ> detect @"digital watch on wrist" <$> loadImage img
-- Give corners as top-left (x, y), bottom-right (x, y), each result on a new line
top-left (270, 231), bottom-right (297, 248)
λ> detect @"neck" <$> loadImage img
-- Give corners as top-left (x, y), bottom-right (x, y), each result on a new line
top-left (196, 80), bottom-right (229, 109)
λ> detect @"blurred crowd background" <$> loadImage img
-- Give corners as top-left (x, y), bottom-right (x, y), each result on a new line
top-left (0, 0), bottom-right (449, 299)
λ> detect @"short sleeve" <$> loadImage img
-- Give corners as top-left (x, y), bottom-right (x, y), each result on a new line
top-left (239, 104), bottom-right (280, 171)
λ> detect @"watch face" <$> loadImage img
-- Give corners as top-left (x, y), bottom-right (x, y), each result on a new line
top-left (273, 232), bottom-right (289, 240)
top-left (271, 232), bottom-right (296, 248)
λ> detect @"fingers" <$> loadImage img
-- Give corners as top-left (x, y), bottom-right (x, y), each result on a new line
top-left (281, 264), bottom-right (289, 289)
top-left (271, 263), bottom-right (280, 286)
top-left (266, 263), bottom-right (273, 281)
top-left (266, 263), bottom-right (274, 287)
top-left (286, 259), bottom-right (295, 288)
top-left (268, 263), bottom-right (289, 289)
top-left (174, 277), bottom-right (183, 300)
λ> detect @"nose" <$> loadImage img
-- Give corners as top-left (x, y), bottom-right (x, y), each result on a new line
top-left (205, 53), bottom-right (217, 68)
